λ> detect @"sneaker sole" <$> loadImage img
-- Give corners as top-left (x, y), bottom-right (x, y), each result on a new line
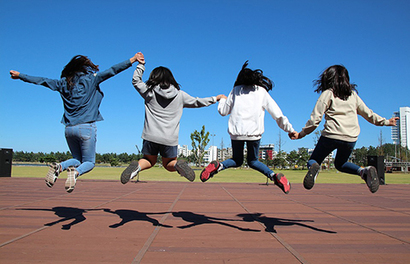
top-left (121, 161), bottom-right (139, 184)
top-left (367, 166), bottom-right (379, 193)
top-left (175, 160), bottom-right (195, 182)
top-left (45, 163), bottom-right (59, 188)
top-left (65, 167), bottom-right (77, 193)
top-left (275, 173), bottom-right (291, 194)
top-left (200, 161), bottom-right (219, 182)
top-left (304, 163), bottom-right (320, 190)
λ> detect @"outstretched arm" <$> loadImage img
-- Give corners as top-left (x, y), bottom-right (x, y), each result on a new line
top-left (95, 52), bottom-right (141, 84)
top-left (10, 70), bottom-right (62, 91)
top-left (132, 53), bottom-right (150, 97)
top-left (182, 91), bottom-right (217, 108)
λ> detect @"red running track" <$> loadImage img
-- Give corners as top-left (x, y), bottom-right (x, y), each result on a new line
top-left (0, 177), bottom-right (409, 263)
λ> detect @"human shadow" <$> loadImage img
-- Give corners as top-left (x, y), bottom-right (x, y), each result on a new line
top-left (18, 207), bottom-right (101, 230)
top-left (172, 211), bottom-right (260, 232)
top-left (103, 209), bottom-right (172, 228)
top-left (237, 213), bottom-right (337, 234)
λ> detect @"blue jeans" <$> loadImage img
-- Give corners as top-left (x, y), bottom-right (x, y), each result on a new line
top-left (60, 122), bottom-right (97, 176)
top-left (308, 136), bottom-right (360, 175)
top-left (221, 139), bottom-right (274, 178)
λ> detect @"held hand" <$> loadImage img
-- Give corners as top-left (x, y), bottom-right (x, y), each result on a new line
top-left (136, 52), bottom-right (145, 64)
top-left (288, 131), bottom-right (299, 140)
top-left (130, 52), bottom-right (145, 64)
top-left (388, 117), bottom-right (399, 126)
top-left (216, 94), bottom-right (227, 101)
top-left (10, 70), bottom-right (20, 79)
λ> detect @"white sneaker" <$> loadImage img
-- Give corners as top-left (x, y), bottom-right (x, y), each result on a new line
top-left (65, 167), bottom-right (78, 193)
top-left (45, 162), bottom-right (60, 188)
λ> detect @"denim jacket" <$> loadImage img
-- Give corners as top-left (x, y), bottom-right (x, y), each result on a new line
top-left (19, 60), bottom-right (132, 126)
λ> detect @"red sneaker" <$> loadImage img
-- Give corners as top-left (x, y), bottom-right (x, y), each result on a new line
top-left (200, 161), bottom-right (220, 182)
top-left (273, 173), bottom-right (291, 194)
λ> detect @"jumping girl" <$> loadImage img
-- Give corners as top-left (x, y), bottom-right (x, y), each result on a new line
top-left (200, 61), bottom-right (295, 194)
top-left (120, 52), bottom-right (225, 184)
top-left (290, 65), bottom-right (398, 193)
top-left (10, 53), bottom-right (140, 192)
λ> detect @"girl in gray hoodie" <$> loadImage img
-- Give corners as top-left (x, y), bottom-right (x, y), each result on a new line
top-left (121, 52), bottom-right (225, 184)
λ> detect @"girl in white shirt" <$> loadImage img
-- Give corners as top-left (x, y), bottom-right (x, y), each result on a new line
top-left (200, 61), bottom-right (295, 194)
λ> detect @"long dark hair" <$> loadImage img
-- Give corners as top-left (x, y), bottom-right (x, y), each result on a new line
top-left (61, 55), bottom-right (99, 88)
top-left (234, 61), bottom-right (273, 91)
top-left (146, 66), bottom-right (180, 90)
top-left (314, 65), bottom-right (357, 100)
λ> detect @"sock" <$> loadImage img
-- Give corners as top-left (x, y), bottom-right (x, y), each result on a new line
top-left (358, 167), bottom-right (368, 178)
top-left (130, 164), bottom-right (141, 179)
top-left (54, 163), bottom-right (62, 175)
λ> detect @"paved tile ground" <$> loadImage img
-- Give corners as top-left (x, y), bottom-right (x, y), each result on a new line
top-left (0, 177), bottom-right (409, 263)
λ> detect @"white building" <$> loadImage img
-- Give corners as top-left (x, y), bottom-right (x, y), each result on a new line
top-left (392, 107), bottom-right (410, 150)
top-left (203, 146), bottom-right (218, 163)
top-left (177, 145), bottom-right (191, 157)
top-left (392, 111), bottom-right (400, 146)
top-left (218, 147), bottom-right (232, 161)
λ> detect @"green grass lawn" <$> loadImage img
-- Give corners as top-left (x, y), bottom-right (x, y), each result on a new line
top-left (10, 165), bottom-right (410, 184)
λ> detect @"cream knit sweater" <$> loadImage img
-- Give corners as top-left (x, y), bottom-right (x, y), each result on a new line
top-left (300, 90), bottom-right (390, 142)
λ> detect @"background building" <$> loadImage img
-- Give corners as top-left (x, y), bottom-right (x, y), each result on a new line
top-left (218, 147), bottom-right (232, 161)
top-left (259, 144), bottom-right (275, 160)
top-left (203, 146), bottom-right (218, 163)
top-left (392, 107), bottom-right (410, 150)
top-left (177, 145), bottom-right (190, 157)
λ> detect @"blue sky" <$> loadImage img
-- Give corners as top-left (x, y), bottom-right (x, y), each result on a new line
top-left (1, 0), bottom-right (409, 155)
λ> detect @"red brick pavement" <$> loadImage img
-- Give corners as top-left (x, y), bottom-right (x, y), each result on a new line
top-left (0, 177), bottom-right (409, 263)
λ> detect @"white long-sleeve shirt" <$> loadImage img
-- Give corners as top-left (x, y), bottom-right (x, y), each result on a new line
top-left (218, 85), bottom-right (294, 141)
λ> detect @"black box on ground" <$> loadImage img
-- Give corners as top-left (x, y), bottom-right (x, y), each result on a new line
top-left (0, 148), bottom-right (13, 177)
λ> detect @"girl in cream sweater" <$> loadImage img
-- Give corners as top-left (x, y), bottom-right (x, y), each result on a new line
top-left (291, 65), bottom-right (398, 193)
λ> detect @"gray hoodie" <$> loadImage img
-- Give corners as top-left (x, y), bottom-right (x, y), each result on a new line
top-left (132, 64), bottom-right (217, 146)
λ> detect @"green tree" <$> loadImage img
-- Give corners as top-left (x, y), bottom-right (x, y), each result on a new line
top-left (286, 150), bottom-right (299, 168)
top-left (352, 146), bottom-right (368, 167)
top-left (297, 148), bottom-right (310, 169)
top-left (190, 125), bottom-right (210, 166)
top-left (368, 146), bottom-right (378, 156)
top-left (44, 154), bottom-right (56, 163)
top-left (118, 152), bottom-right (131, 163)
top-left (110, 157), bottom-right (120, 167)
top-left (273, 151), bottom-right (287, 169)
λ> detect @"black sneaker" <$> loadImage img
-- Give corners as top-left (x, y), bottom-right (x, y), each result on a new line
top-left (361, 166), bottom-right (379, 193)
top-left (304, 163), bottom-right (320, 190)
top-left (175, 160), bottom-right (195, 182)
top-left (121, 161), bottom-right (140, 184)
top-left (200, 161), bottom-right (220, 182)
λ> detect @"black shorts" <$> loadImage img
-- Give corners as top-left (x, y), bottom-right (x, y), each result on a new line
top-left (141, 140), bottom-right (177, 158)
